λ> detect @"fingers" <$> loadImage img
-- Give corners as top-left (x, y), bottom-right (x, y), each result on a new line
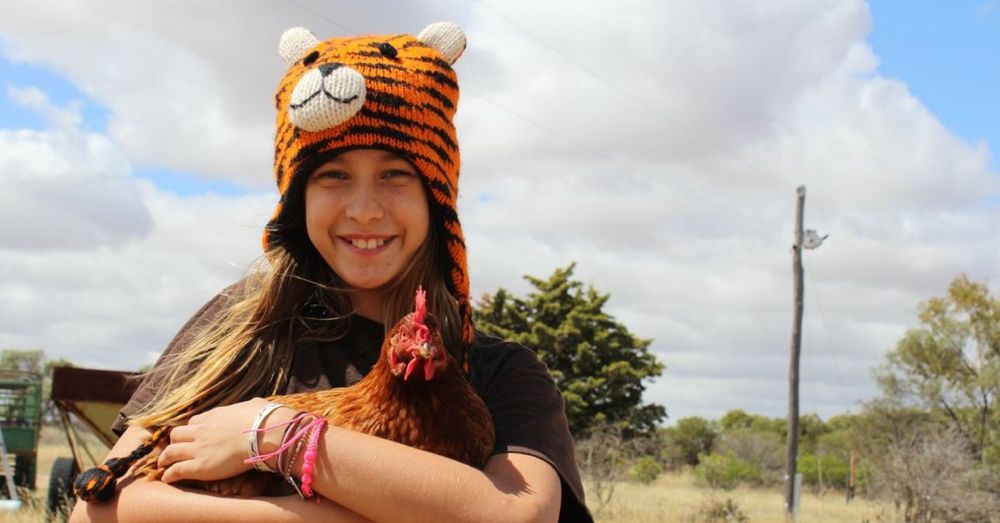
top-left (168, 424), bottom-right (196, 443)
top-left (160, 460), bottom-right (194, 484)
top-left (157, 442), bottom-right (194, 469)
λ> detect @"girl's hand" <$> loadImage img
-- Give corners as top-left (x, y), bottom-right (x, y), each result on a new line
top-left (158, 397), bottom-right (291, 483)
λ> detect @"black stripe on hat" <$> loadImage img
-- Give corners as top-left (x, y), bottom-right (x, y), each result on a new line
top-left (419, 85), bottom-right (454, 110)
top-left (420, 102), bottom-right (450, 126)
top-left (366, 75), bottom-right (455, 111)
top-left (341, 124), bottom-right (416, 144)
top-left (354, 61), bottom-right (459, 90)
top-left (398, 146), bottom-right (451, 178)
top-left (366, 89), bottom-right (410, 109)
top-left (360, 107), bottom-right (457, 151)
top-left (411, 56), bottom-right (453, 71)
top-left (288, 127), bottom-right (451, 181)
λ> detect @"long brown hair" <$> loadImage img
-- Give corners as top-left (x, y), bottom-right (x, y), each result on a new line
top-left (132, 214), bottom-right (461, 428)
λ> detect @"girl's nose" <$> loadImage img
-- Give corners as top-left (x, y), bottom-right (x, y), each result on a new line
top-left (345, 185), bottom-right (384, 224)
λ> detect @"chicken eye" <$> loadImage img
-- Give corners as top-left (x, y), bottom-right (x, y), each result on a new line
top-left (378, 42), bottom-right (398, 59)
top-left (302, 50), bottom-right (320, 66)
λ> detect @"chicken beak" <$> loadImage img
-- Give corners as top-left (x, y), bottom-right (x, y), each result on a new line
top-left (402, 345), bottom-right (438, 382)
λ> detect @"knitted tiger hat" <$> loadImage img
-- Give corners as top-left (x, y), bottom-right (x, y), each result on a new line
top-left (263, 22), bottom-right (474, 360)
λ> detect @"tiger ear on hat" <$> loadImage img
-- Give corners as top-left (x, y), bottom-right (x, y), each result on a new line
top-left (417, 22), bottom-right (466, 65)
top-left (279, 27), bottom-right (321, 66)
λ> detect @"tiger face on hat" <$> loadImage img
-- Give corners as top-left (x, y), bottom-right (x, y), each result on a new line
top-left (263, 22), bottom-right (474, 351)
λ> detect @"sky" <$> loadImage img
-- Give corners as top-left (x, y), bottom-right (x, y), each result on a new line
top-left (1, 0), bottom-right (998, 424)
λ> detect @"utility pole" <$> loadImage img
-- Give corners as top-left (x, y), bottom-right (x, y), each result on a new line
top-left (785, 185), bottom-right (806, 520)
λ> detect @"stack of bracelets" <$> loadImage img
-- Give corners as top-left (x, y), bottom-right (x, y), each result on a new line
top-left (244, 402), bottom-right (327, 499)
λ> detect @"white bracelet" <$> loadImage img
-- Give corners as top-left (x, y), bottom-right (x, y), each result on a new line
top-left (248, 402), bottom-right (284, 473)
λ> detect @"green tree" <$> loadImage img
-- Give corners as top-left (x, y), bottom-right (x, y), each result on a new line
top-left (474, 263), bottom-right (666, 437)
top-left (663, 416), bottom-right (718, 466)
top-left (719, 409), bottom-right (784, 436)
top-left (873, 274), bottom-right (1000, 464)
top-left (1, 349), bottom-right (77, 424)
top-left (0, 349), bottom-right (45, 374)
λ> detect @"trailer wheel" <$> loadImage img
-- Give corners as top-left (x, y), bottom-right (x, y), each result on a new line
top-left (15, 454), bottom-right (36, 489)
top-left (47, 457), bottom-right (78, 519)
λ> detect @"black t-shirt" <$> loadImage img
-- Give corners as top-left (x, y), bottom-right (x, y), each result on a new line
top-left (113, 286), bottom-right (593, 522)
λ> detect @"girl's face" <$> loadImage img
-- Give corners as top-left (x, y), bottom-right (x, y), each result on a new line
top-left (304, 149), bottom-right (430, 293)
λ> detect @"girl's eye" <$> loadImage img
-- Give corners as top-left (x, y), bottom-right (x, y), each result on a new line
top-left (313, 170), bottom-right (348, 181)
top-left (384, 170), bottom-right (416, 180)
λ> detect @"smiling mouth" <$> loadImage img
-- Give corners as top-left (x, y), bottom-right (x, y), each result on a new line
top-left (341, 237), bottom-right (394, 250)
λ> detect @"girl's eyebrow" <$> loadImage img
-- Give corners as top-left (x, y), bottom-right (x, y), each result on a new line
top-left (374, 150), bottom-right (401, 162)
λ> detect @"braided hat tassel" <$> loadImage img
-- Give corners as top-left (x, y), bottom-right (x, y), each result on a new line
top-left (73, 426), bottom-right (171, 502)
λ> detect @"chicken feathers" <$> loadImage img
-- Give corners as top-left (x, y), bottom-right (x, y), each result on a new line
top-left (134, 287), bottom-right (494, 497)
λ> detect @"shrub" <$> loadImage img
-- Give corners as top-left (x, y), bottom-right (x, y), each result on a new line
top-left (797, 453), bottom-right (849, 490)
top-left (694, 451), bottom-right (761, 490)
top-left (872, 426), bottom-right (1000, 522)
top-left (715, 429), bottom-right (784, 486)
top-left (629, 455), bottom-right (663, 484)
top-left (696, 497), bottom-right (750, 522)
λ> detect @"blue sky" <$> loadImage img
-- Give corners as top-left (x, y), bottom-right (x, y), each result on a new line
top-left (0, 58), bottom-right (107, 131)
top-left (0, 56), bottom-right (249, 197)
top-left (867, 1), bottom-right (999, 169)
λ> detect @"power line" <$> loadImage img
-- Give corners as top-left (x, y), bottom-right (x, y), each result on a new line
top-left (285, 0), bottom-right (357, 34)
top-left (801, 252), bottom-right (856, 416)
top-left (462, 90), bottom-right (786, 233)
top-left (469, 0), bottom-right (799, 195)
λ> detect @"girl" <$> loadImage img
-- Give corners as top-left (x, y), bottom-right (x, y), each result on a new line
top-left (70, 21), bottom-right (591, 523)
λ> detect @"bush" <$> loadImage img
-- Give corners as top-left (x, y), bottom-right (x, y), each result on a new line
top-left (872, 426), bottom-right (1000, 522)
top-left (694, 451), bottom-right (761, 490)
top-left (715, 429), bottom-right (784, 486)
top-left (797, 453), bottom-right (849, 489)
top-left (629, 455), bottom-right (663, 484)
top-left (663, 417), bottom-right (719, 466)
top-left (696, 497), bottom-right (750, 523)
top-left (576, 421), bottom-right (659, 515)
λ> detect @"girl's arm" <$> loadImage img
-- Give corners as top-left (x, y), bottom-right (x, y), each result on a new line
top-left (157, 399), bottom-right (563, 523)
top-left (287, 424), bottom-right (562, 523)
top-left (68, 425), bottom-right (371, 523)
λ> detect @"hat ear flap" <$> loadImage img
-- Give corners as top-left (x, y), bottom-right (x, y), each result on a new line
top-left (417, 22), bottom-right (466, 65)
top-left (279, 27), bottom-right (321, 66)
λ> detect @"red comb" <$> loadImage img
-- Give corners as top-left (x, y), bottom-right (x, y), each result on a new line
top-left (413, 286), bottom-right (427, 326)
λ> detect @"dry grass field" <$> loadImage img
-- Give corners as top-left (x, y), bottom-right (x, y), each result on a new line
top-left (0, 425), bottom-right (901, 522)
top-left (586, 472), bottom-right (898, 522)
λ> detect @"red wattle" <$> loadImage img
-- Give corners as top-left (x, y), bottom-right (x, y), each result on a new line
top-left (424, 357), bottom-right (435, 380)
top-left (404, 357), bottom-right (419, 381)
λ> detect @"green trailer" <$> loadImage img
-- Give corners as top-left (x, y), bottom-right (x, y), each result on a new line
top-left (0, 369), bottom-right (44, 493)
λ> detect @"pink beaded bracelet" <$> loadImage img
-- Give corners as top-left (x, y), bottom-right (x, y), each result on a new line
top-left (247, 413), bottom-right (327, 500)
top-left (300, 417), bottom-right (327, 498)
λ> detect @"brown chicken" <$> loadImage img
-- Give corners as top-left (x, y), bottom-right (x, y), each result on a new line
top-left (75, 287), bottom-right (495, 500)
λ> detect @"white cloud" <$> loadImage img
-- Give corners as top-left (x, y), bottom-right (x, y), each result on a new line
top-left (1, 86), bottom-right (153, 250)
top-left (1, 0), bottom-right (998, 423)
top-left (0, 83), bottom-right (273, 370)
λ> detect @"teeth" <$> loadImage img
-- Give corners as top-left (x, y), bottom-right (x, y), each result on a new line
top-left (351, 238), bottom-right (386, 249)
